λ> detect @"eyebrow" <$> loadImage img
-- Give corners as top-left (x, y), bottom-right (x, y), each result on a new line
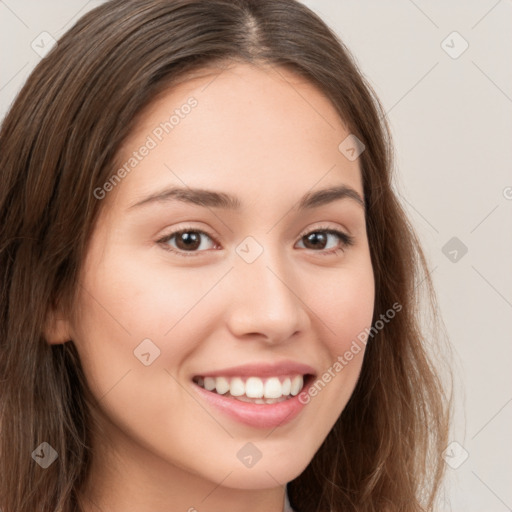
top-left (127, 184), bottom-right (365, 212)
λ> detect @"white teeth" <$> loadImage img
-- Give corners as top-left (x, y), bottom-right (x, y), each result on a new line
top-left (204, 377), bottom-right (216, 391)
top-left (245, 377), bottom-right (264, 398)
top-left (264, 377), bottom-right (283, 399)
top-left (215, 376), bottom-right (230, 395)
top-left (281, 377), bottom-right (291, 396)
top-left (196, 374), bottom-right (307, 400)
top-left (290, 375), bottom-right (303, 396)
top-left (230, 377), bottom-right (245, 397)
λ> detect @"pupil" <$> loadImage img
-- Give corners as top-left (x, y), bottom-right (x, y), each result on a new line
top-left (179, 232), bottom-right (200, 250)
top-left (306, 232), bottom-right (326, 248)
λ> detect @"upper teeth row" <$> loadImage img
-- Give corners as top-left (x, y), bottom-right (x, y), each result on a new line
top-left (198, 375), bottom-right (304, 399)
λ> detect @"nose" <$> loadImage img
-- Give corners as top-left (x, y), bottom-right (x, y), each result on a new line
top-left (224, 244), bottom-right (310, 345)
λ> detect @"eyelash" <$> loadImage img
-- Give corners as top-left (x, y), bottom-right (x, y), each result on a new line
top-left (157, 224), bottom-right (354, 258)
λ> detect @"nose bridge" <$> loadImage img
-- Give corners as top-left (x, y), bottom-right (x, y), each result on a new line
top-left (227, 236), bottom-right (307, 341)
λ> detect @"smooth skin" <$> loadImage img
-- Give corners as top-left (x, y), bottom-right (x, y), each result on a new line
top-left (46, 62), bottom-right (375, 512)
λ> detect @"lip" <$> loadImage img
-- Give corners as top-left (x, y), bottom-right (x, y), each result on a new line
top-left (190, 361), bottom-right (316, 429)
top-left (192, 361), bottom-right (316, 379)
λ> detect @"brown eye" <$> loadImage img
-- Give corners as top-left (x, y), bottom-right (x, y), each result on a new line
top-left (296, 228), bottom-right (354, 255)
top-left (302, 231), bottom-right (328, 250)
top-left (158, 228), bottom-right (217, 257)
top-left (174, 231), bottom-right (202, 251)
top-left (158, 226), bottom-right (354, 258)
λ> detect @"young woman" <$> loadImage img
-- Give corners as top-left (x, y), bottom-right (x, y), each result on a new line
top-left (0, 1), bottom-right (451, 511)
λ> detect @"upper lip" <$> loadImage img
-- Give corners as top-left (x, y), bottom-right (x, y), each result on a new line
top-left (193, 360), bottom-right (316, 379)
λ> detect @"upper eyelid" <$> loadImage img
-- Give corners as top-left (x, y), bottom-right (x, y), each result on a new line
top-left (159, 222), bottom-right (349, 239)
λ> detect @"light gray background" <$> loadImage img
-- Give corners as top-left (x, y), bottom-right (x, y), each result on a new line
top-left (1, 1), bottom-right (511, 510)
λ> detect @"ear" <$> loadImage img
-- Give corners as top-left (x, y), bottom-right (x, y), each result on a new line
top-left (44, 304), bottom-right (73, 345)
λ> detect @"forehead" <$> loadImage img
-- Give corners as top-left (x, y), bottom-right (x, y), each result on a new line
top-left (109, 62), bottom-right (363, 209)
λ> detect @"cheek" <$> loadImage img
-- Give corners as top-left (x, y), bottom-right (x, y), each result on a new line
top-left (71, 245), bottom-right (193, 394)
top-left (298, 258), bottom-right (374, 413)
top-left (71, 240), bottom-right (237, 407)
top-left (309, 258), bottom-right (375, 353)
top-left (76, 240), bottom-right (215, 341)
top-left (70, 249), bottom-right (216, 454)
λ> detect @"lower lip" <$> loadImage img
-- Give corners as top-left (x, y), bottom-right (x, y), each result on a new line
top-left (192, 377), bottom-right (312, 429)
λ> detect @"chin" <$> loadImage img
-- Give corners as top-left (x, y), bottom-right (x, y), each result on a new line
top-left (213, 451), bottom-right (313, 490)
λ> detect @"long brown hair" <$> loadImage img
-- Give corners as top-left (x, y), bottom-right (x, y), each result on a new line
top-left (0, 1), bottom-right (451, 510)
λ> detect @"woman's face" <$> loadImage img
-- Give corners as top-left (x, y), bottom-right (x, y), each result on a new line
top-left (59, 62), bottom-right (374, 504)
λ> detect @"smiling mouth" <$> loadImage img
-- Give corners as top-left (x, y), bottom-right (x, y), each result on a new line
top-left (192, 374), bottom-right (313, 404)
